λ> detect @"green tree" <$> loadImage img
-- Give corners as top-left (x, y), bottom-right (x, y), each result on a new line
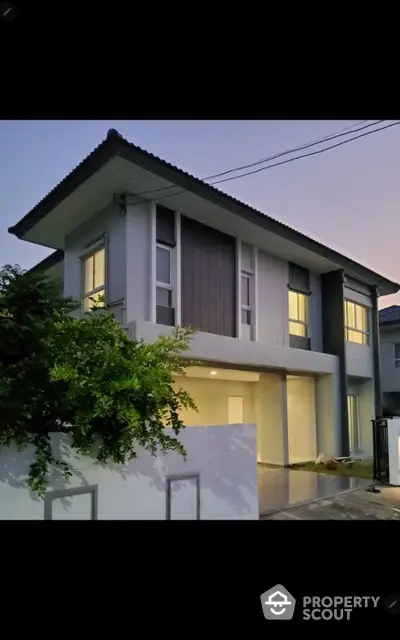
top-left (0, 265), bottom-right (196, 496)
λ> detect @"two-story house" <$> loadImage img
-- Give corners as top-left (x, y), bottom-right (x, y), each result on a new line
top-left (12, 129), bottom-right (399, 466)
top-left (379, 306), bottom-right (400, 416)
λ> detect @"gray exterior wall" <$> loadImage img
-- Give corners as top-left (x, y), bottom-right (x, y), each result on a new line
top-left (380, 325), bottom-right (400, 393)
top-left (344, 285), bottom-right (374, 378)
top-left (64, 201), bottom-right (127, 316)
top-left (58, 195), bottom-right (383, 460)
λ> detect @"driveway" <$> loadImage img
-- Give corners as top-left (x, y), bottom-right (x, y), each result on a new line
top-left (262, 484), bottom-right (400, 520)
top-left (258, 464), bottom-right (372, 517)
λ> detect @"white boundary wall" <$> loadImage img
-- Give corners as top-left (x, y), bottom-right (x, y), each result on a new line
top-left (0, 423), bottom-right (258, 520)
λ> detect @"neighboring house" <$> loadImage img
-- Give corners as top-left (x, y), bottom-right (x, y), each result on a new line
top-left (379, 305), bottom-right (400, 416)
top-left (11, 128), bottom-right (400, 465)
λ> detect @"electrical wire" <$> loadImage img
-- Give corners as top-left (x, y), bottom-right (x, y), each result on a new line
top-left (211, 120), bottom-right (399, 187)
top-left (128, 120), bottom-right (400, 206)
top-left (130, 120), bottom-right (382, 200)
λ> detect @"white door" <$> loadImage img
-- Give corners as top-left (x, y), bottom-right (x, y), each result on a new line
top-left (228, 396), bottom-right (244, 424)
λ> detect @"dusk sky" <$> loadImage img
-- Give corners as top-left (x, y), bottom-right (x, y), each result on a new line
top-left (1, 120), bottom-right (399, 308)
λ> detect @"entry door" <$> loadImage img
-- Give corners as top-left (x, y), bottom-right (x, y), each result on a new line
top-left (347, 395), bottom-right (360, 455)
top-left (228, 396), bottom-right (244, 424)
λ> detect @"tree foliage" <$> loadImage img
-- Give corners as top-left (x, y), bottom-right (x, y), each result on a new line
top-left (0, 265), bottom-right (196, 496)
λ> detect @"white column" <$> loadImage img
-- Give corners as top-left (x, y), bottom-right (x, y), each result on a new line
top-left (281, 373), bottom-right (289, 466)
top-left (388, 418), bottom-right (400, 485)
top-left (236, 239), bottom-right (241, 339)
top-left (150, 201), bottom-right (156, 323)
top-left (175, 211), bottom-right (181, 326)
top-left (252, 246), bottom-right (258, 342)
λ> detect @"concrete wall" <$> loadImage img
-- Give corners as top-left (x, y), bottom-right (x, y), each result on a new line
top-left (64, 202), bottom-right (127, 308)
top-left (133, 320), bottom-right (340, 376)
top-left (125, 202), bottom-right (152, 325)
top-left (174, 377), bottom-right (256, 427)
top-left (309, 273), bottom-right (323, 353)
top-left (257, 250), bottom-right (289, 347)
top-left (252, 250), bottom-right (323, 354)
top-left (0, 425), bottom-right (259, 520)
top-left (287, 376), bottom-right (317, 463)
top-left (344, 286), bottom-right (374, 378)
top-left (380, 326), bottom-right (400, 393)
top-left (347, 376), bottom-right (374, 458)
top-left (346, 341), bottom-right (374, 378)
top-left (315, 374), bottom-right (341, 456)
top-left (255, 373), bottom-right (286, 465)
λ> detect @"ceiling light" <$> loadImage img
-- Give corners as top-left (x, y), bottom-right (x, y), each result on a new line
top-left (210, 371), bottom-right (217, 375)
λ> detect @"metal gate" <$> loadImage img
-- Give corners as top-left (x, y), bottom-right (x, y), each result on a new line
top-left (372, 418), bottom-right (389, 482)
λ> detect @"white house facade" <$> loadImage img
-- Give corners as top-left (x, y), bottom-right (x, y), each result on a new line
top-left (379, 306), bottom-right (400, 416)
top-left (15, 128), bottom-right (399, 468)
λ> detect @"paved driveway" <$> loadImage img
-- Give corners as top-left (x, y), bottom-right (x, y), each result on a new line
top-left (262, 485), bottom-right (400, 520)
top-left (258, 464), bottom-right (372, 516)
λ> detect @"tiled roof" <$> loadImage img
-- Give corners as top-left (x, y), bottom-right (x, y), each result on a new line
top-left (8, 129), bottom-right (400, 295)
top-left (379, 305), bottom-right (400, 325)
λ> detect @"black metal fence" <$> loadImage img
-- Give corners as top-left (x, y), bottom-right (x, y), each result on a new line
top-left (372, 417), bottom-right (389, 482)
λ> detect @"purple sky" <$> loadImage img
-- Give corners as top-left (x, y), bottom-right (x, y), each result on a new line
top-left (1, 120), bottom-right (399, 308)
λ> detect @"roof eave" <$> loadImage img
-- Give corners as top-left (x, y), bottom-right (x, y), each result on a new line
top-left (9, 130), bottom-right (400, 296)
top-left (28, 249), bottom-right (64, 273)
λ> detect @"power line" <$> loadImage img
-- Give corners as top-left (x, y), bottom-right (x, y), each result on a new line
top-left (131, 120), bottom-right (382, 200)
top-left (129, 120), bottom-right (399, 206)
top-left (204, 120), bottom-right (380, 182)
top-left (211, 120), bottom-right (399, 187)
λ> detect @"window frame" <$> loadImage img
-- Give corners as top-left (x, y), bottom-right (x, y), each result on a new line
top-left (288, 289), bottom-right (308, 338)
top-left (240, 271), bottom-right (252, 326)
top-left (344, 299), bottom-right (370, 346)
top-left (395, 343), bottom-right (400, 368)
top-left (81, 242), bottom-right (106, 312)
top-left (156, 242), bottom-right (173, 309)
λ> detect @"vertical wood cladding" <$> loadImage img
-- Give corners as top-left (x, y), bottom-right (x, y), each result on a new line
top-left (321, 268), bottom-right (349, 456)
top-left (181, 216), bottom-right (236, 337)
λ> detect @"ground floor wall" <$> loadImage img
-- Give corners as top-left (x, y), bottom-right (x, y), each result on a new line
top-left (0, 424), bottom-right (259, 520)
top-left (287, 376), bottom-right (317, 464)
top-left (175, 367), bottom-right (342, 466)
top-left (315, 373), bottom-right (341, 457)
top-left (175, 377), bottom-right (257, 427)
top-left (347, 376), bottom-right (374, 458)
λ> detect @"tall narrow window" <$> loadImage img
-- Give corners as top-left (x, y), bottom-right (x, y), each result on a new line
top-left (82, 246), bottom-right (105, 312)
top-left (156, 205), bottom-right (175, 326)
top-left (288, 290), bottom-right (308, 337)
top-left (241, 273), bottom-right (251, 325)
top-left (348, 395), bottom-right (360, 454)
top-left (345, 300), bottom-right (369, 345)
top-left (156, 244), bottom-right (173, 308)
top-left (395, 344), bottom-right (400, 368)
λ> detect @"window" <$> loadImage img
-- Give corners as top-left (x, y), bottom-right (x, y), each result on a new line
top-left (288, 290), bottom-right (308, 337)
top-left (241, 273), bottom-right (251, 325)
top-left (395, 344), bottom-right (400, 368)
top-left (156, 244), bottom-right (173, 309)
top-left (347, 395), bottom-right (360, 454)
top-left (82, 247), bottom-right (105, 312)
top-left (344, 300), bottom-right (369, 345)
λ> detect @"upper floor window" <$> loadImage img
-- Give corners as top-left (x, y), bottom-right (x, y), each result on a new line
top-left (155, 205), bottom-right (175, 326)
top-left (82, 246), bottom-right (105, 312)
top-left (241, 273), bottom-right (252, 325)
top-left (395, 344), bottom-right (400, 368)
top-left (344, 300), bottom-right (369, 345)
top-left (156, 244), bottom-right (172, 308)
top-left (288, 290), bottom-right (308, 337)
